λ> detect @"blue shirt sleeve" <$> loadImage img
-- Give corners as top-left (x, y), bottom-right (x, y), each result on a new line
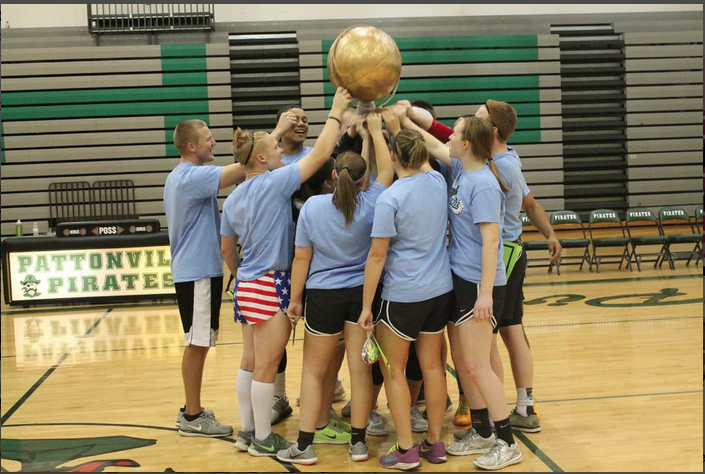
top-left (470, 188), bottom-right (502, 225)
top-left (220, 202), bottom-right (238, 237)
top-left (520, 175), bottom-right (531, 199)
top-left (295, 203), bottom-right (312, 247)
top-left (190, 165), bottom-right (222, 199)
top-left (371, 201), bottom-right (398, 238)
top-left (271, 164), bottom-right (302, 198)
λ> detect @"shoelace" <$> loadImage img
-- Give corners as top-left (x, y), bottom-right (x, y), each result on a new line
top-left (326, 423), bottom-right (345, 435)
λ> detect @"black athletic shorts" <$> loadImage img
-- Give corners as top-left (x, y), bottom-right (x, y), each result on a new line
top-left (175, 276), bottom-right (223, 347)
top-left (499, 245), bottom-right (527, 328)
top-left (304, 286), bottom-right (363, 336)
top-left (374, 291), bottom-right (453, 341)
top-left (451, 272), bottom-right (506, 334)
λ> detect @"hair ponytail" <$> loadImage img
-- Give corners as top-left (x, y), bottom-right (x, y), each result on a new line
top-left (233, 127), bottom-right (266, 167)
top-left (488, 158), bottom-right (510, 193)
top-left (394, 130), bottom-right (428, 170)
top-left (332, 151), bottom-right (367, 226)
top-left (462, 117), bottom-right (509, 192)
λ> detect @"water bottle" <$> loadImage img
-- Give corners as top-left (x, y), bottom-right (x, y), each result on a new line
top-left (32, 222), bottom-right (39, 236)
top-left (15, 219), bottom-right (23, 237)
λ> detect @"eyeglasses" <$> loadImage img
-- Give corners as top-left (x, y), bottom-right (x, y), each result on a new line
top-left (485, 101), bottom-right (504, 141)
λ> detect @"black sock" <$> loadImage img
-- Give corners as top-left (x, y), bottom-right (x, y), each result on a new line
top-left (351, 427), bottom-right (366, 445)
top-left (398, 446), bottom-right (408, 454)
top-left (297, 430), bottom-right (315, 450)
top-left (494, 417), bottom-right (515, 446)
top-left (471, 408), bottom-right (492, 438)
top-left (183, 411), bottom-right (202, 422)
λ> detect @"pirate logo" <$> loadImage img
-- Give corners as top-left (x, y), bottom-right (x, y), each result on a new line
top-left (449, 185), bottom-right (464, 216)
top-left (20, 274), bottom-right (41, 298)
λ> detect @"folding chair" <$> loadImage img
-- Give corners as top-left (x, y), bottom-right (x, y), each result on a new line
top-left (694, 205), bottom-right (703, 265)
top-left (658, 206), bottom-right (702, 267)
top-left (588, 209), bottom-right (631, 273)
top-left (549, 210), bottom-right (591, 275)
top-left (519, 214), bottom-right (549, 270)
top-left (625, 208), bottom-right (672, 271)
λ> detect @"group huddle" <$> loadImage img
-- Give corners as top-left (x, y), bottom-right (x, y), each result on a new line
top-left (165, 86), bottom-right (561, 471)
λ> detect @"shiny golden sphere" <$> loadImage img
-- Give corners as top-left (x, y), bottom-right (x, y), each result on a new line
top-left (327, 25), bottom-right (402, 103)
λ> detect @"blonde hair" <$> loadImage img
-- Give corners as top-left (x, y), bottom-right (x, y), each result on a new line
top-left (173, 120), bottom-right (207, 156)
top-left (461, 117), bottom-right (509, 193)
top-left (332, 151), bottom-right (367, 226)
top-left (392, 130), bottom-right (428, 170)
top-left (232, 128), bottom-right (267, 167)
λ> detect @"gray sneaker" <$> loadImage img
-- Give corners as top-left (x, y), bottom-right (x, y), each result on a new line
top-left (248, 432), bottom-right (292, 457)
top-left (447, 428), bottom-right (495, 456)
top-left (176, 407), bottom-right (213, 428)
top-left (349, 441), bottom-right (369, 462)
top-left (333, 378), bottom-right (347, 402)
top-left (271, 395), bottom-right (293, 425)
top-left (178, 410), bottom-right (232, 438)
top-left (366, 409), bottom-right (387, 436)
top-left (410, 406), bottom-right (428, 433)
top-left (454, 428), bottom-right (471, 440)
top-left (276, 442), bottom-right (318, 465)
top-left (234, 430), bottom-right (253, 452)
top-left (509, 409), bottom-right (541, 433)
top-left (473, 439), bottom-right (523, 470)
top-left (341, 400), bottom-right (352, 418)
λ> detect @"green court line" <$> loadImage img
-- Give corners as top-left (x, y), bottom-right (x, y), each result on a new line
top-left (514, 432), bottom-right (564, 472)
top-left (0, 309), bottom-right (112, 426)
top-left (524, 272), bottom-right (702, 287)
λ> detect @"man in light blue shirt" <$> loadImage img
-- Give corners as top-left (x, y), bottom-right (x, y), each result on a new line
top-left (164, 119), bottom-right (245, 437)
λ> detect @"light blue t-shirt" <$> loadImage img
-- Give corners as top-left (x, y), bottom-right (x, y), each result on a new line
top-left (164, 162), bottom-right (224, 283)
top-left (371, 171), bottom-right (453, 303)
top-left (494, 147), bottom-right (531, 242)
top-left (282, 146), bottom-right (312, 166)
top-left (295, 182), bottom-right (386, 289)
top-left (221, 165), bottom-right (301, 281)
top-left (449, 159), bottom-right (507, 286)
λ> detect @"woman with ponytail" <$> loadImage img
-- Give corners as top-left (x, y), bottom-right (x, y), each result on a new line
top-left (220, 87), bottom-right (351, 458)
top-left (275, 112), bottom-right (394, 465)
top-left (358, 119), bottom-right (454, 470)
top-left (406, 115), bottom-right (523, 470)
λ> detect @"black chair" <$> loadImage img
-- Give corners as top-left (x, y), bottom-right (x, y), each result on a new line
top-left (549, 210), bottom-right (591, 274)
top-left (658, 206), bottom-right (702, 267)
top-left (625, 208), bottom-right (671, 271)
top-left (588, 209), bottom-right (631, 273)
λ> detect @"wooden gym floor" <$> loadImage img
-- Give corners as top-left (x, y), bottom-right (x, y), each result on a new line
top-left (1, 261), bottom-right (702, 472)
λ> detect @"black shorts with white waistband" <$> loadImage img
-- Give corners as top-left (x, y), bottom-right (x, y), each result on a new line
top-left (374, 291), bottom-right (453, 341)
top-left (304, 286), bottom-right (363, 336)
top-left (451, 272), bottom-right (506, 334)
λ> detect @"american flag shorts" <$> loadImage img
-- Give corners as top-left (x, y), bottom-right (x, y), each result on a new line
top-left (233, 270), bottom-right (291, 325)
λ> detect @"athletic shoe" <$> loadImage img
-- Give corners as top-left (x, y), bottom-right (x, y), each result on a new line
top-left (378, 443), bottom-right (421, 470)
top-left (178, 410), bottom-right (232, 438)
top-left (453, 396), bottom-right (471, 426)
top-left (276, 442), bottom-right (318, 465)
top-left (473, 439), bottom-right (523, 470)
top-left (341, 400), bottom-right (352, 418)
top-left (234, 430), bottom-right (253, 452)
top-left (176, 407), bottom-right (213, 428)
top-left (410, 406), bottom-right (428, 433)
top-left (271, 395), bottom-right (293, 425)
top-left (454, 428), bottom-right (471, 440)
top-left (418, 440), bottom-right (446, 464)
top-left (333, 378), bottom-right (347, 402)
top-left (367, 409), bottom-right (387, 436)
top-left (248, 432), bottom-right (292, 458)
top-left (349, 440), bottom-right (369, 462)
top-left (447, 428), bottom-right (495, 456)
top-left (313, 422), bottom-right (351, 444)
top-left (509, 408), bottom-right (541, 432)
top-left (331, 416), bottom-right (352, 433)
top-left (415, 385), bottom-right (425, 406)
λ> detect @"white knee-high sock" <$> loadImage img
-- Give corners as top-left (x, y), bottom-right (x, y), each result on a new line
top-left (251, 380), bottom-right (275, 440)
top-left (237, 369), bottom-right (255, 432)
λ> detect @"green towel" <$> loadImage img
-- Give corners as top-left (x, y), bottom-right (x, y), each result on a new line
top-left (503, 241), bottom-right (524, 279)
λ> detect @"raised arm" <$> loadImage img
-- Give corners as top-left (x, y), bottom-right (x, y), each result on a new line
top-left (370, 111), bottom-right (394, 187)
top-left (219, 163), bottom-right (247, 189)
top-left (270, 110), bottom-right (297, 142)
top-left (399, 116), bottom-right (452, 168)
top-left (297, 87), bottom-right (352, 182)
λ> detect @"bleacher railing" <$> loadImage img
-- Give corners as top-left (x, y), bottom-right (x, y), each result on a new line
top-left (88, 4), bottom-right (215, 34)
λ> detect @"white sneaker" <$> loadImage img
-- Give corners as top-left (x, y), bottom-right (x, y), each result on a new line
top-left (333, 378), bottom-right (347, 402)
top-left (410, 406), bottom-right (428, 433)
top-left (447, 428), bottom-right (495, 456)
top-left (473, 439), bottom-right (523, 470)
top-left (366, 409), bottom-right (387, 436)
